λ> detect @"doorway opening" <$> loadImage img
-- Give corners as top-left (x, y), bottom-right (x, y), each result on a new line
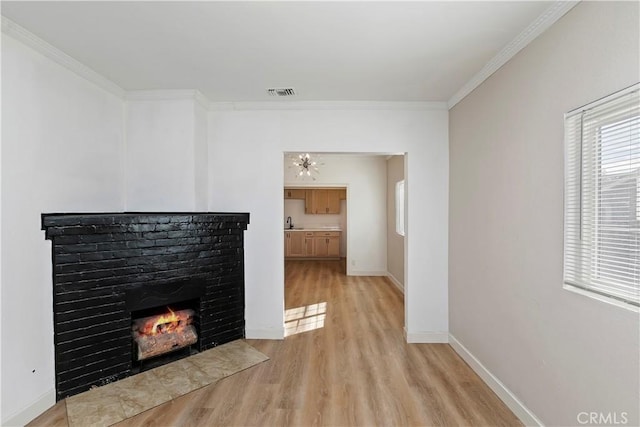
top-left (282, 152), bottom-right (407, 338)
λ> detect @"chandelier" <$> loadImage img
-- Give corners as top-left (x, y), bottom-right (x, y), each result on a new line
top-left (289, 153), bottom-right (323, 181)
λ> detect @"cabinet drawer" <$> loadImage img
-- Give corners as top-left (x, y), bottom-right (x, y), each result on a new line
top-left (315, 231), bottom-right (340, 237)
top-left (304, 232), bottom-right (315, 237)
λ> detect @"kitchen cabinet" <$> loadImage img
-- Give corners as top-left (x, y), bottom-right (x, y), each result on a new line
top-left (284, 188), bottom-right (306, 199)
top-left (304, 232), bottom-right (315, 255)
top-left (285, 231), bottom-right (315, 257)
top-left (285, 231), bottom-right (305, 257)
top-left (305, 189), bottom-right (342, 214)
top-left (285, 230), bottom-right (340, 258)
top-left (284, 188), bottom-right (344, 214)
top-left (313, 231), bottom-right (340, 257)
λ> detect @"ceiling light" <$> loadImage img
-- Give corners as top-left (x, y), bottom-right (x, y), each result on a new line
top-left (288, 153), bottom-right (323, 181)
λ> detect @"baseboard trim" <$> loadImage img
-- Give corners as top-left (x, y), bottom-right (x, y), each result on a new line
top-left (386, 273), bottom-right (404, 293)
top-left (349, 270), bottom-right (388, 276)
top-left (2, 388), bottom-right (56, 427)
top-left (448, 334), bottom-right (544, 427)
top-left (406, 331), bottom-right (449, 343)
top-left (245, 328), bottom-right (284, 340)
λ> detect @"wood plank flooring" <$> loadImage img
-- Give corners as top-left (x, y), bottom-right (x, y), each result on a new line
top-left (29, 260), bottom-right (522, 426)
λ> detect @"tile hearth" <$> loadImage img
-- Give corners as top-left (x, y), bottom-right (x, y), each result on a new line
top-left (65, 340), bottom-right (268, 427)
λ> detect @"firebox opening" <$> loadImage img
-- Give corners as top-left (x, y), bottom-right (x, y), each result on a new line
top-left (130, 298), bottom-right (200, 373)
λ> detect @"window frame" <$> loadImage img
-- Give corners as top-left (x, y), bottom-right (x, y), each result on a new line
top-left (563, 83), bottom-right (640, 311)
top-left (395, 180), bottom-right (405, 237)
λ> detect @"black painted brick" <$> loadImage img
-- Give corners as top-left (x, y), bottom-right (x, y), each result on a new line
top-left (56, 302), bottom-right (126, 323)
top-left (58, 362), bottom-right (130, 393)
top-left (42, 212), bottom-right (249, 401)
top-left (56, 335), bottom-right (130, 361)
top-left (61, 370), bottom-right (130, 400)
top-left (57, 350), bottom-right (131, 383)
top-left (55, 328), bottom-right (130, 354)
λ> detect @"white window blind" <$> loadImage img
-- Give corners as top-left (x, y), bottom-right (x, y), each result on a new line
top-left (564, 84), bottom-right (640, 308)
top-left (396, 180), bottom-right (405, 236)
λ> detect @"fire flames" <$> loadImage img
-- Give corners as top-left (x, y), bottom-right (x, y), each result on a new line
top-left (140, 307), bottom-right (186, 336)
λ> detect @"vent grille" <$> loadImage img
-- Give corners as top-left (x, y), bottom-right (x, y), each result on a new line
top-left (267, 87), bottom-right (296, 97)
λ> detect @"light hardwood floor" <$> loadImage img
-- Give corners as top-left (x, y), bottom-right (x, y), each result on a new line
top-left (29, 260), bottom-right (521, 426)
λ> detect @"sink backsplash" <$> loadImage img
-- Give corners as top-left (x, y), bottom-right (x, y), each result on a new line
top-left (284, 199), bottom-right (347, 229)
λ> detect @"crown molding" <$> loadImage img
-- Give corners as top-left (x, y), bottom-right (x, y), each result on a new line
top-left (4, 1), bottom-right (579, 113)
top-left (193, 90), bottom-right (211, 110)
top-left (209, 101), bottom-right (448, 111)
top-left (447, 0), bottom-right (580, 109)
top-left (2, 16), bottom-right (126, 99)
top-left (125, 90), bottom-right (211, 109)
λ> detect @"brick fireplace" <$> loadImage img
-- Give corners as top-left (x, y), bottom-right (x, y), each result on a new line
top-left (41, 212), bottom-right (249, 400)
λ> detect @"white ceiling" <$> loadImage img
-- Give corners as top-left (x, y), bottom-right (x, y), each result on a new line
top-left (1, 1), bottom-right (552, 102)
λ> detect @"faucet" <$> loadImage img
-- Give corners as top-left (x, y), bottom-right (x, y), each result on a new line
top-left (286, 216), bottom-right (294, 229)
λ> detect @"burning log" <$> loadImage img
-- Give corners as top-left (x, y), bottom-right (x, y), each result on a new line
top-left (132, 308), bottom-right (197, 361)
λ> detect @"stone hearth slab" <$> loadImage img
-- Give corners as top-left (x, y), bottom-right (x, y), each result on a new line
top-left (65, 340), bottom-right (268, 427)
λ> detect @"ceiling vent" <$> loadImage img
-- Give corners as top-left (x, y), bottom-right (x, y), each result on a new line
top-left (267, 87), bottom-right (297, 97)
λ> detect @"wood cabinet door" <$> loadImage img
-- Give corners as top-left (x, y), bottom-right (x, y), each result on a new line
top-left (314, 237), bottom-right (328, 257)
top-left (313, 189), bottom-right (328, 214)
top-left (305, 190), bottom-right (314, 214)
top-left (327, 237), bottom-right (340, 257)
top-left (291, 189), bottom-right (306, 199)
top-left (304, 235), bottom-right (314, 256)
top-left (284, 188), bottom-right (306, 199)
top-left (285, 232), bottom-right (290, 256)
top-left (313, 232), bottom-right (340, 257)
top-left (289, 232), bottom-right (305, 256)
top-left (303, 189), bottom-right (344, 214)
top-left (327, 190), bottom-right (341, 214)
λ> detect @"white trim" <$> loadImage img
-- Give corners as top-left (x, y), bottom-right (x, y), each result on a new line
top-left (210, 102), bottom-right (238, 111)
top-left (406, 331), bottom-right (448, 343)
top-left (245, 328), bottom-right (284, 340)
top-left (125, 90), bottom-right (211, 109)
top-left (448, 334), bottom-right (544, 427)
top-left (2, 389), bottom-right (56, 427)
top-left (1, 16), bottom-right (126, 99)
top-left (563, 284), bottom-right (640, 313)
top-left (447, 0), bottom-right (579, 109)
top-left (210, 101), bottom-right (448, 111)
top-left (193, 90), bottom-right (211, 110)
top-left (349, 270), bottom-right (388, 277)
top-left (2, 2), bottom-right (580, 112)
top-left (386, 273), bottom-right (404, 293)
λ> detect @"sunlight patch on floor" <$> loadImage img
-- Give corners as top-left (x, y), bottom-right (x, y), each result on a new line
top-left (284, 302), bottom-right (327, 336)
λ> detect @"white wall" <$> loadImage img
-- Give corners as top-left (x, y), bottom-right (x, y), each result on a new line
top-left (284, 155), bottom-right (387, 266)
top-left (1, 23), bottom-right (449, 424)
top-left (125, 97), bottom-right (198, 211)
top-left (194, 101), bottom-right (208, 211)
top-left (386, 155), bottom-right (405, 289)
top-left (209, 108), bottom-right (449, 340)
top-left (449, 2), bottom-right (640, 425)
top-left (1, 34), bottom-right (124, 424)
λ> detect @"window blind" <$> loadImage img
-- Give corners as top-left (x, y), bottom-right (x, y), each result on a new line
top-left (564, 84), bottom-right (640, 307)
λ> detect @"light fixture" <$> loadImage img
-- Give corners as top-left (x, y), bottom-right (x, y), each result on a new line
top-left (289, 153), bottom-right (323, 181)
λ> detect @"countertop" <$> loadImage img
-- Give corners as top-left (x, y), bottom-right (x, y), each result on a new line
top-left (284, 227), bottom-right (342, 232)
